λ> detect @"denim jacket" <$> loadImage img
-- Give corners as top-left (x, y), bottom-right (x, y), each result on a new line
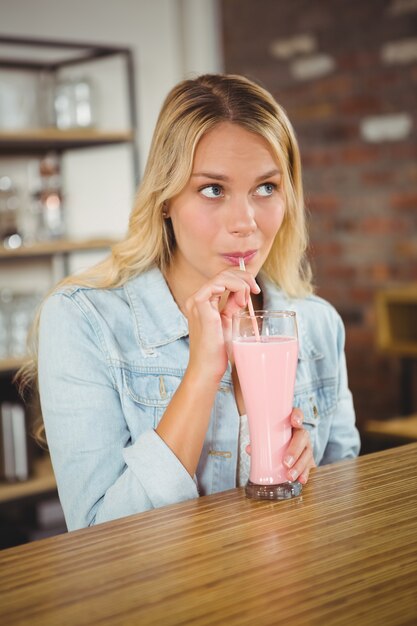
top-left (38, 267), bottom-right (360, 531)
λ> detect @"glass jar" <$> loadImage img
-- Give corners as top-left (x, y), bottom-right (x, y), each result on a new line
top-left (53, 77), bottom-right (95, 129)
top-left (0, 176), bottom-right (23, 249)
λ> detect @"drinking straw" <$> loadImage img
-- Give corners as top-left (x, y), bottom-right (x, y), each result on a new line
top-left (239, 257), bottom-right (260, 341)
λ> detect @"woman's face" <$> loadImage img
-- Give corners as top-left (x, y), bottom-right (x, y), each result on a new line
top-left (166, 121), bottom-right (285, 294)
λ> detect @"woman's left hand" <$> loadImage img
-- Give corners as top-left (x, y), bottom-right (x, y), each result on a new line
top-left (283, 408), bottom-right (316, 484)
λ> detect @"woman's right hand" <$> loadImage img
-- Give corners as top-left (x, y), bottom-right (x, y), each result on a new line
top-left (184, 269), bottom-right (260, 384)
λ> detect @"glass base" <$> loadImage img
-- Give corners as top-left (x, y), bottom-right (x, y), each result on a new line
top-left (245, 480), bottom-right (302, 500)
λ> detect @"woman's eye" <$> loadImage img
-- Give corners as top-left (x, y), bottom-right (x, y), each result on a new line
top-left (200, 184), bottom-right (223, 198)
top-left (255, 183), bottom-right (276, 197)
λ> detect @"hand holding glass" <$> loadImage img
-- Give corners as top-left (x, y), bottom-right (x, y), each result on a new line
top-left (232, 310), bottom-right (302, 500)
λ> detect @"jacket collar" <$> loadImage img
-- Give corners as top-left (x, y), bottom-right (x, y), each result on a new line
top-left (124, 267), bottom-right (189, 350)
top-left (125, 267), bottom-right (322, 360)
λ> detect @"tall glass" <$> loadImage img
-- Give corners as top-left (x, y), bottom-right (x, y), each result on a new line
top-left (232, 310), bottom-right (302, 500)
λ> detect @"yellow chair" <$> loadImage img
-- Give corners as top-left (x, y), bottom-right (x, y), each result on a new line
top-left (365, 285), bottom-right (417, 448)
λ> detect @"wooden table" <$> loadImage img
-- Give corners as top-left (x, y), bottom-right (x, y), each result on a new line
top-left (1, 444), bottom-right (416, 626)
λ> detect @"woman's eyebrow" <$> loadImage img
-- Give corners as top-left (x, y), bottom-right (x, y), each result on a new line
top-left (191, 168), bottom-right (281, 181)
top-left (191, 172), bottom-right (229, 181)
top-left (255, 168), bottom-right (281, 181)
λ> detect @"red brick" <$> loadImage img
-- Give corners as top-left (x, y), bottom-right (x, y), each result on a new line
top-left (364, 306), bottom-right (377, 328)
top-left (370, 263), bottom-right (391, 282)
top-left (302, 149), bottom-right (336, 168)
top-left (395, 240), bottom-right (417, 258)
top-left (307, 194), bottom-right (340, 213)
top-left (391, 193), bottom-right (417, 211)
top-left (340, 145), bottom-right (381, 164)
top-left (345, 326), bottom-right (376, 351)
top-left (339, 95), bottom-right (381, 116)
top-left (311, 74), bottom-right (354, 99)
top-left (338, 51), bottom-right (379, 73)
top-left (361, 170), bottom-right (396, 186)
top-left (348, 288), bottom-right (375, 305)
top-left (310, 241), bottom-right (343, 257)
top-left (388, 144), bottom-right (417, 161)
top-left (404, 165), bottom-right (417, 184)
top-left (334, 218), bottom-right (358, 233)
top-left (321, 265), bottom-right (357, 280)
top-left (408, 266), bottom-right (417, 280)
top-left (313, 285), bottom-right (344, 304)
top-left (360, 217), bottom-right (409, 235)
top-left (347, 194), bottom-right (390, 214)
top-left (291, 102), bottom-right (335, 122)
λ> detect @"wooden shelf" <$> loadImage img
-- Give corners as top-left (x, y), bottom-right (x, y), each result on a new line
top-left (0, 357), bottom-right (25, 373)
top-left (0, 455), bottom-right (56, 504)
top-left (0, 237), bottom-right (117, 260)
top-left (0, 128), bottom-right (134, 154)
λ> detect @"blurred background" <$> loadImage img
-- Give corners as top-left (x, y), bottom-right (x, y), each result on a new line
top-left (0, 0), bottom-right (416, 546)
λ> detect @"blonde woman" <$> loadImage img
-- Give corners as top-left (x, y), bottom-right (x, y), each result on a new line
top-left (28, 74), bottom-right (359, 531)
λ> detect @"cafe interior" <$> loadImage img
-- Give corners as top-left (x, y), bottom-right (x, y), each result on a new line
top-left (0, 1), bottom-right (416, 624)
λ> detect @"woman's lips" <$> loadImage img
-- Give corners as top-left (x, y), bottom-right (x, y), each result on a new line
top-left (222, 250), bottom-right (257, 266)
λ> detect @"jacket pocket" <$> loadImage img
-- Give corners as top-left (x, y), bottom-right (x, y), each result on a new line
top-left (122, 369), bottom-right (182, 428)
top-left (123, 370), bottom-right (182, 406)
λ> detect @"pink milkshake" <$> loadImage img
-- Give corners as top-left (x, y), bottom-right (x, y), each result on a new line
top-left (232, 310), bottom-right (301, 500)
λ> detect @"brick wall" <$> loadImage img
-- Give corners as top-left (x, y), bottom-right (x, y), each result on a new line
top-left (221, 0), bottom-right (417, 431)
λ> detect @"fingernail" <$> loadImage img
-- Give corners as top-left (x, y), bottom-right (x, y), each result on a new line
top-left (284, 455), bottom-right (294, 468)
top-left (254, 283), bottom-right (261, 293)
top-left (289, 469), bottom-right (299, 481)
top-left (295, 416), bottom-right (303, 426)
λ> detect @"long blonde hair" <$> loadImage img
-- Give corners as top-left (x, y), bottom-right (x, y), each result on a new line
top-left (17, 73), bottom-right (312, 437)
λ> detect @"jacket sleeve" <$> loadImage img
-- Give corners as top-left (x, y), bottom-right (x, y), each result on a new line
top-left (38, 291), bottom-right (198, 531)
top-left (320, 311), bottom-right (361, 465)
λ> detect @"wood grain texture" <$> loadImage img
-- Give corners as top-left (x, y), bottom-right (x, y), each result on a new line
top-left (0, 456), bottom-right (56, 503)
top-left (0, 237), bottom-right (117, 259)
top-left (365, 414), bottom-right (417, 441)
top-left (0, 129), bottom-right (134, 154)
top-left (1, 443), bottom-right (416, 626)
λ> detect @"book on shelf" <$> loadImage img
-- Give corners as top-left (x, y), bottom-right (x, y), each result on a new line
top-left (0, 402), bottom-right (29, 482)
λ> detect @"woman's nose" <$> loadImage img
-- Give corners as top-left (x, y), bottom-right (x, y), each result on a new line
top-left (227, 198), bottom-right (257, 237)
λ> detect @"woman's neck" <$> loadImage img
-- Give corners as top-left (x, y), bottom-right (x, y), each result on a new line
top-left (163, 263), bottom-right (195, 315)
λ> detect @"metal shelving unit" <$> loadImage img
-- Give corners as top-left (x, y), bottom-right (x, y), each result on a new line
top-left (0, 35), bottom-right (137, 530)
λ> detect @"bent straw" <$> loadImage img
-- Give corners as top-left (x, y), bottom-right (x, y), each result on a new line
top-left (239, 257), bottom-right (260, 341)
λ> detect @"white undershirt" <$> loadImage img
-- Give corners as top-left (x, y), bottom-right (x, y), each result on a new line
top-left (236, 413), bottom-right (250, 487)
